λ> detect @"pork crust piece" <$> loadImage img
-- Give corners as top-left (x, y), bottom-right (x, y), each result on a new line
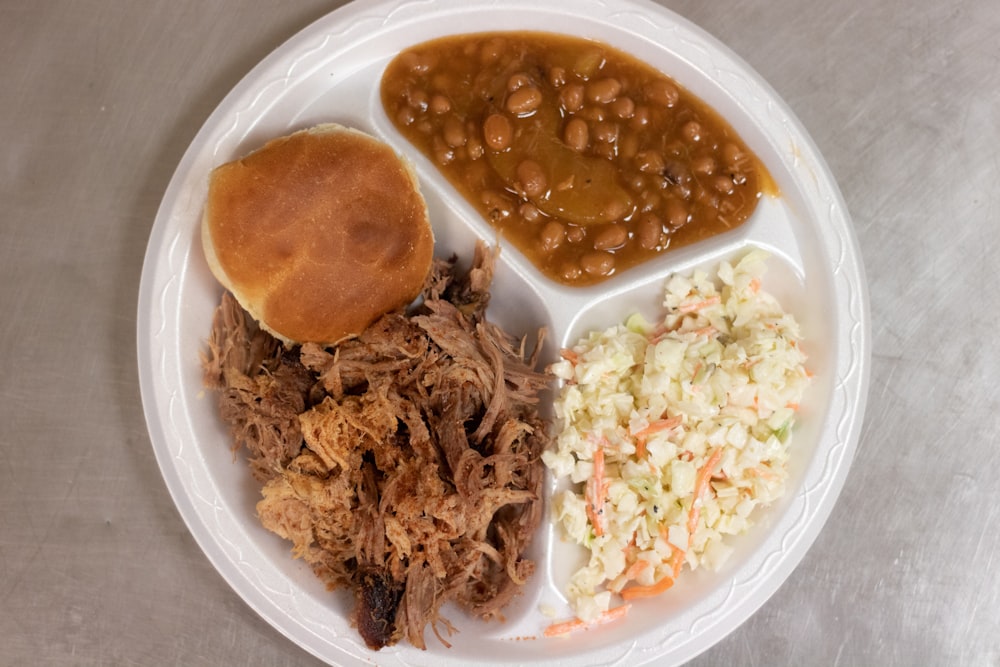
top-left (203, 242), bottom-right (550, 650)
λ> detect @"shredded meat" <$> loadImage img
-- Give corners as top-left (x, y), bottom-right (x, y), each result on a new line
top-left (202, 242), bottom-right (550, 650)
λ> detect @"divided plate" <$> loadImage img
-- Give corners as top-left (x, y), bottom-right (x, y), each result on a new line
top-left (137, 0), bottom-right (870, 665)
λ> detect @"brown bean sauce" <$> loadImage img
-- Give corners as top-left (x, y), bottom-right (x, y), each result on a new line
top-left (381, 32), bottom-right (774, 286)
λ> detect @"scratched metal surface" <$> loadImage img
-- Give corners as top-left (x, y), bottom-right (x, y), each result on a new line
top-left (0, 1), bottom-right (997, 665)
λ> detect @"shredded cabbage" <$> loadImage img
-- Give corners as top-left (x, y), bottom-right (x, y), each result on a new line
top-left (542, 250), bottom-right (811, 621)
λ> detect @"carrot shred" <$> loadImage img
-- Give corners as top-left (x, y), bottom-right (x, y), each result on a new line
top-left (669, 544), bottom-right (686, 578)
top-left (585, 448), bottom-right (607, 536)
top-left (678, 295), bottom-right (721, 314)
top-left (635, 438), bottom-right (647, 459)
top-left (686, 447), bottom-right (723, 540)
top-left (560, 349), bottom-right (579, 364)
top-left (634, 417), bottom-right (682, 439)
top-left (633, 417), bottom-right (680, 459)
top-left (543, 605), bottom-right (631, 637)
top-left (621, 575), bottom-right (675, 600)
top-left (624, 558), bottom-right (650, 580)
top-left (749, 277), bottom-right (761, 293)
top-left (748, 466), bottom-right (777, 480)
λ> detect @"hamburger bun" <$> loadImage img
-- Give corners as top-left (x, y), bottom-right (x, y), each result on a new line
top-left (202, 123), bottom-right (434, 345)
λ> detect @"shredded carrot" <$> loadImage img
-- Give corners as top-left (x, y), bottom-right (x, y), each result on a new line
top-left (686, 447), bottom-right (723, 538)
top-left (647, 323), bottom-right (669, 342)
top-left (635, 417), bottom-right (682, 438)
top-left (678, 295), bottom-right (721, 314)
top-left (560, 349), bottom-right (579, 364)
top-left (694, 447), bottom-right (723, 501)
top-left (621, 575), bottom-right (675, 600)
top-left (658, 526), bottom-right (688, 579)
top-left (669, 544), bottom-right (686, 578)
top-left (748, 466), bottom-right (777, 480)
top-left (635, 438), bottom-right (647, 459)
top-left (749, 277), bottom-right (761, 293)
top-left (786, 401), bottom-right (800, 411)
top-left (585, 448), bottom-right (607, 536)
top-left (543, 605), bottom-right (631, 637)
top-left (633, 416), bottom-right (681, 458)
top-left (624, 558), bottom-right (650, 580)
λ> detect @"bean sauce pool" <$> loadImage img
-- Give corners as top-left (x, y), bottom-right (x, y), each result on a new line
top-left (381, 32), bottom-right (773, 286)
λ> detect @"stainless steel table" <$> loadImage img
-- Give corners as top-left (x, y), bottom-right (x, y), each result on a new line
top-left (2, 1), bottom-right (997, 665)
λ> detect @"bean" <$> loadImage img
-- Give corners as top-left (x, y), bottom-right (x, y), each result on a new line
top-left (636, 213), bottom-right (663, 249)
top-left (466, 136), bottom-right (484, 160)
top-left (601, 196), bottom-right (629, 221)
top-left (594, 142), bottom-right (616, 160)
top-left (442, 116), bottom-right (467, 147)
top-left (587, 77), bottom-right (622, 104)
top-left (665, 198), bottom-right (690, 228)
top-left (691, 155), bottom-right (716, 175)
top-left (661, 158), bottom-right (691, 186)
top-left (560, 260), bottom-right (583, 282)
top-left (400, 50), bottom-right (435, 74)
top-left (630, 105), bottom-right (651, 129)
top-left (682, 120), bottom-right (703, 143)
top-left (429, 94), bottom-right (451, 114)
top-left (516, 159), bottom-right (547, 198)
top-left (396, 106), bottom-right (416, 126)
top-left (560, 83), bottom-right (585, 112)
top-left (548, 66), bottom-right (567, 88)
top-left (722, 142), bottom-right (746, 167)
top-left (506, 86), bottom-right (542, 115)
top-left (639, 189), bottom-right (661, 212)
top-left (540, 220), bottom-right (566, 251)
top-left (580, 106), bottom-right (606, 123)
top-left (713, 174), bottom-right (736, 195)
top-left (483, 113), bottom-right (512, 151)
top-left (580, 251), bottom-right (615, 276)
top-left (635, 150), bottom-right (665, 174)
top-left (520, 202), bottom-right (542, 223)
top-left (406, 88), bottom-right (429, 111)
top-left (593, 121), bottom-right (619, 144)
top-left (481, 190), bottom-right (513, 221)
top-left (593, 223), bottom-right (627, 250)
top-left (564, 117), bottom-right (589, 152)
top-left (479, 38), bottom-right (506, 65)
top-left (619, 132), bottom-right (639, 159)
top-left (645, 79), bottom-right (679, 107)
top-left (610, 96), bottom-right (635, 119)
top-left (507, 72), bottom-right (531, 92)
top-left (566, 225), bottom-right (586, 243)
top-left (432, 135), bottom-right (455, 165)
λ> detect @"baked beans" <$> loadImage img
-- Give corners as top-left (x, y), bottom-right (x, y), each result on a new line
top-left (381, 32), bottom-right (772, 286)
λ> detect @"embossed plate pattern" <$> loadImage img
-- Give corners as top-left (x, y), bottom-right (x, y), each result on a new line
top-left (137, 0), bottom-right (870, 665)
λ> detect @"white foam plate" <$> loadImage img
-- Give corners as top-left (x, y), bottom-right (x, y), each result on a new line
top-left (137, 0), bottom-right (870, 664)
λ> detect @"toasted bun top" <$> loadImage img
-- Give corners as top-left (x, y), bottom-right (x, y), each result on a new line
top-left (202, 123), bottom-right (434, 345)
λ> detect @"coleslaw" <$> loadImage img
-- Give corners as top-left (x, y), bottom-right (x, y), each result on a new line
top-left (542, 250), bottom-right (811, 624)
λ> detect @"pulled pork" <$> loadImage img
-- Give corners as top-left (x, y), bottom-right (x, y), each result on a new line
top-left (202, 243), bottom-right (550, 650)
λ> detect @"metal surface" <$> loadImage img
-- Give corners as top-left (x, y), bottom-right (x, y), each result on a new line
top-left (0, 1), bottom-right (996, 665)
